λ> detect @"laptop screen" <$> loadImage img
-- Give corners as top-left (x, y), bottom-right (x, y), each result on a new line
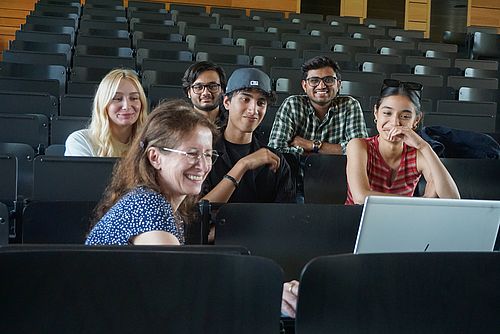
top-left (354, 196), bottom-right (500, 254)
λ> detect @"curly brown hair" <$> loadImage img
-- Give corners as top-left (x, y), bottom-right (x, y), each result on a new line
top-left (91, 99), bottom-right (219, 230)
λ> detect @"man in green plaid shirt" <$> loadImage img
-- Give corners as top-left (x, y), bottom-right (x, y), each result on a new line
top-left (268, 56), bottom-right (368, 155)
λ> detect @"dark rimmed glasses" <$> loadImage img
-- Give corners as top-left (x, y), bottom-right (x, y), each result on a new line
top-left (160, 147), bottom-right (219, 165)
top-left (305, 76), bottom-right (339, 87)
top-left (191, 83), bottom-right (221, 94)
top-left (382, 79), bottom-right (423, 99)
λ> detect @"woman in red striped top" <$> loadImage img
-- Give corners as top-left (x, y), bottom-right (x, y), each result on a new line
top-left (345, 79), bottom-right (460, 205)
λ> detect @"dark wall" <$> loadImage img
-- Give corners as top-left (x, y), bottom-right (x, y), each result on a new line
top-left (301, 0), bottom-right (340, 16)
top-left (367, 0), bottom-right (405, 27)
top-left (430, 0), bottom-right (468, 41)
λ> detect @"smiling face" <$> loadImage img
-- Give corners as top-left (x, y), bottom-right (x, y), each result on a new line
top-left (374, 94), bottom-right (421, 142)
top-left (223, 89), bottom-right (268, 142)
top-left (188, 70), bottom-right (223, 113)
top-left (301, 66), bottom-right (340, 107)
top-left (106, 78), bottom-right (142, 130)
top-left (151, 125), bottom-right (213, 207)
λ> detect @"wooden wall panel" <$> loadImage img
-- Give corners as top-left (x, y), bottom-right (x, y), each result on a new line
top-left (340, 0), bottom-right (367, 19)
top-left (468, 0), bottom-right (500, 29)
top-left (405, 0), bottom-right (430, 38)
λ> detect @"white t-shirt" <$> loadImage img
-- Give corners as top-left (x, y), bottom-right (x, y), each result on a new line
top-left (65, 129), bottom-right (98, 157)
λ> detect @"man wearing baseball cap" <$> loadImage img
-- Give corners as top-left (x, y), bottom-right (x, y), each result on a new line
top-left (202, 67), bottom-right (295, 203)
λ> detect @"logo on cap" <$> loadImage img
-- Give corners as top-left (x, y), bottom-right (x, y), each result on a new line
top-left (250, 80), bottom-right (259, 86)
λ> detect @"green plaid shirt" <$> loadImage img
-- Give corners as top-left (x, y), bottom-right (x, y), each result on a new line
top-left (268, 95), bottom-right (368, 154)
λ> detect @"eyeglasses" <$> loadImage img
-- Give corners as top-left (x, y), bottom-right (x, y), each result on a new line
top-left (305, 76), bottom-right (339, 87)
top-left (191, 83), bottom-right (221, 94)
top-left (382, 79), bottom-right (423, 99)
top-left (160, 147), bottom-right (219, 165)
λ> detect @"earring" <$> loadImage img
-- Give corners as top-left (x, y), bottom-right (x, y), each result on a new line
top-left (374, 119), bottom-right (377, 124)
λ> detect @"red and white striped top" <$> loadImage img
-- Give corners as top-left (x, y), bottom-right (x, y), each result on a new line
top-left (345, 135), bottom-right (422, 205)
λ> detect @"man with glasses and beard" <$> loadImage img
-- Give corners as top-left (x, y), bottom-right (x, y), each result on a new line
top-left (268, 56), bottom-right (368, 155)
top-left (182, 61), bottom-right (227, 125)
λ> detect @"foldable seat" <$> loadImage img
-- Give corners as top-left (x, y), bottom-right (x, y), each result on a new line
top-left (78, 26), bottom-right (129, 39)
top-left (80, 14), bottom-right (127, 23)
top-left (9, 40), bottom-right (71, 63)
top-left (141, 58), bottom-right (193, 72)
top-left (142, 69), bottom-right (191, 93)
top-left (0, 62), bottom-right (66, 96)
top-left (363, 18), bottom-right (397, 27)
top-left (442, 30), bottom-right (471, 57)
top-left (128, 11), bottom-right (172, 22)
top-left (74, 45), bottom-right (133, 58)
top-left (2, 50), bottom-right (67, 68)
top-left (147, 84), bottom-right (184, 109)
top-left (66, 82), bottom-right (99, 95)
top-left (303, 49), bottom-right (354, 63)
top-left (464, 68), bottom-right (500, 79)
top-left (348, 25), bottom-right (387, 38)
top-left (271, 66), bottom-right (303, 94)
top-left (454, 58), bottom-right (498, 71)
top-left (250, 9), bottom-right (284, 20)
top-left (70, 66), bottom-right (118, 83)
top-left (127, 7), bottom-right (169, 21)
top-left (424, 101), bottom-right (497, 133)
top-left (184, 26), bottom-right (230, 39)
top-left (458, 87), bottom-right (499, 103)
top-left (326, 15), bottom-right (360, 24)
top-left (128, 1), bottom-right (166, 10)
top-left (76, 35), bottom-right (130, 48)
top-left (471, 32), bottom-right (500, 60)
top-left (362, 62), bottom-right (412, 76)
top-left (175, 14), bottom-right (216, 26)
top-left (249, 46), bottom-right (299, 59)
top-left (0, 154), bottom-right (17, 206)
top-left (328, 35), bottom-right (372, 49)
top-left (15, 30), bottom-right (72, 45)
top-left (50, 116), bottom-right (90, 145)
top-left (219, 63), bottom-right (263, 78)
top-left (196, 53), bottom-right (250, 66)
top-left (0, 143), bottom-right (35, 200)
top-left (303, 154), bottom-right (348, 204)
top-left (185, 35), bottom-right (233, 51)
top-left (413, 65), bottom-right (461, 81)
top-left (132, 31), bottom-right (182, 48)
top-left (405, 55), bottom-right (452, 68)
top-left (79, 19), bottom-right (128, 31)
top-left (32, 155), bottom-right (117, 201)
top-left (1, 249), bottom-right (282, 334)
top-left (221, 17), bottom-right (265, 35)
top-left (170, 3), bottom-right (206, 15)
top-left (418, 41), bottom-right (458, 53)
top-left (210, 7), bottom-right (246, 18)
top-left (296, 253), bottom-right (500, 334)
top-left (130, 22), bottom-right (178, 34)
top-left (60, 94), bottom-right (93, 117)
top-left (81, 7), bottom-right (126, 18)
top-left (285, 39), bottom-right (326, 55)
top-left (136, 49), bottom-right (193, 70)
top-left (135, 39), bottom-right (189, 52)
top-left (447, 76), bottom-right (498, 90)
top-left (441, 158), bottom-right (500, 199)
top-left (355, 53), bottom-right (402, 65)
top-left (72, 55), bottom-right (135, 71)
top-left (44, 145), bottom-right (65, 157)
top-left (232, 29), bottom-right (278, 42)
top-left (214, 202), bottom-right (363, 281)
top-left (26, 15), bottom-right (78, 29)
top-left (34, 3), bottom-right (80, 15)
top-left (0, 91), bottom-right (58, 118)
top-left (0, 77), bottom-right (60, 98)
top-left (288, 13), bottom-right (324, 24)
top-left (388, 28), bottom-right (425, 39)
top-left (0, 113), bottom-right (49, 149)
top-left (21, 23), bottom-right (75, 44)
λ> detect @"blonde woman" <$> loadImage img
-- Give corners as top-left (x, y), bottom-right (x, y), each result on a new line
top-left (65, 68), bottom-right (148, 157)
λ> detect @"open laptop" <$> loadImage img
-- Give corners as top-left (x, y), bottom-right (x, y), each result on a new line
top-left (354, 196), bottom-right (500, 254)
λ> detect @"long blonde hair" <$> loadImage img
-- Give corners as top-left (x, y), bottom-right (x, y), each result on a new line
top-left (92, 99), bottom-right (219, 227)
top-left (88, 68), bottom-right (148, 157)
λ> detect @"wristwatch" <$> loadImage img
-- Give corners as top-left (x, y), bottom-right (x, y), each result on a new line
top-left (312, 140), bottom-right (322, 153)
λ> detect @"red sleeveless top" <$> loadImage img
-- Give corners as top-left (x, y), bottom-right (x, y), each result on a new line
top-left (345, 135), bottom-right (421, 205)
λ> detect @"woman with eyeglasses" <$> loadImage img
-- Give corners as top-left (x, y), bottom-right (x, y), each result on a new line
top-left (65, 68), bottom-right (149, 157)
top-left (86, 99), bottom-right (219, 245)
top-left (345, 79), bottom-right (460, 205)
